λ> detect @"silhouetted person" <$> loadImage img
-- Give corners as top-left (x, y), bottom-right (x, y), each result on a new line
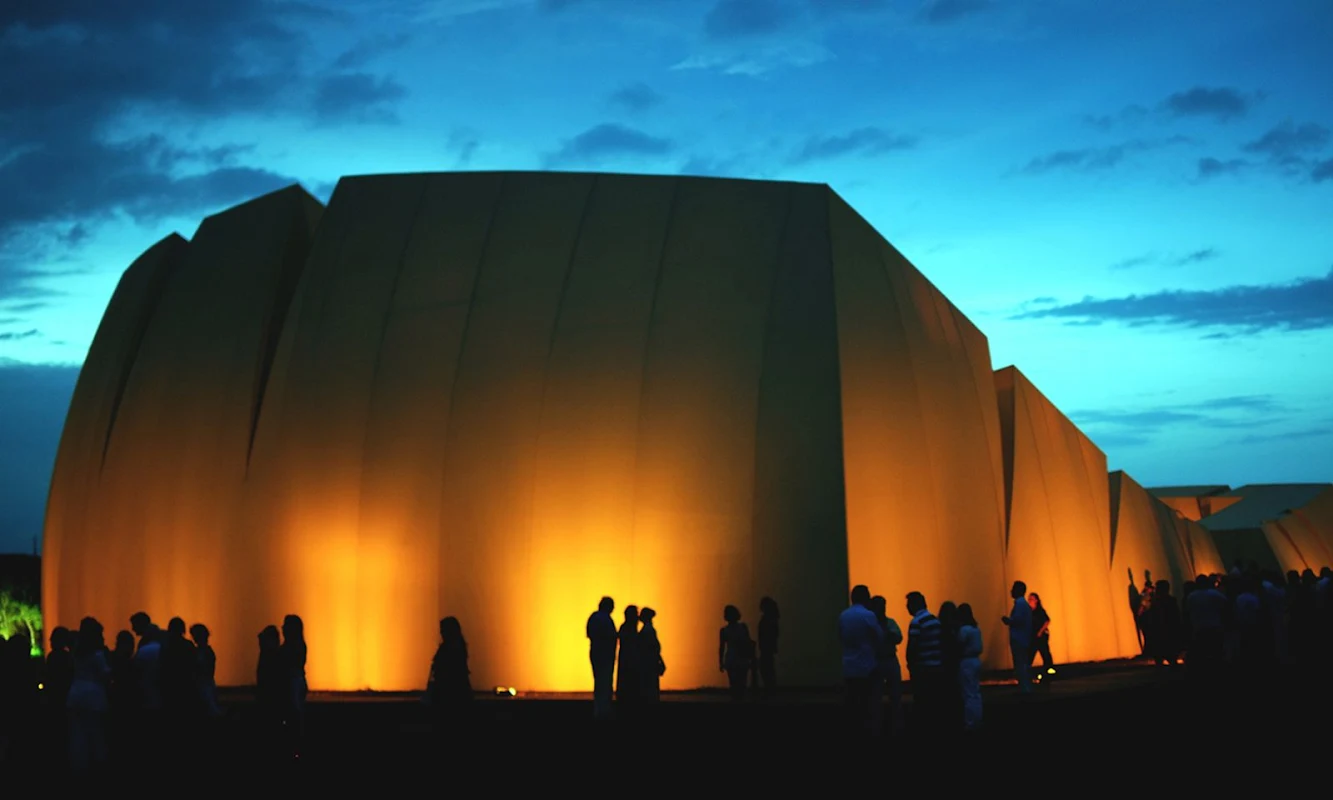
top-left (1144, 580), bottom-right (1182, 667)
top-left (427, 616), bottom-right (473, 733)
top-left (719, 605), bottom-right (754, 702)
top-left (108, 630), bottom-right (135, 718)
top-left (840, 585), bottom-right (882, 734)
top-left (870, 595), bottom-right (904, 736)
top-left (1028, 592), bottom-right (1055, 679)
top-left (638, 607), bottom-right (663, 708)
top-left (1001, 581), bottom-right (1033, 694)
top-left (938, 601), bottom-right (963, 732)
top-left (1128, 568), bottom-right (1144, 653)
top-left (66, 617), bottom-right (110, 774)
top-left (906, 591), bottom-right (944, 733)
top-left (44, 626), bottom-right (74, 760)
top-left (753, 597), bottom-right (779, 697)
top-left (255, 625), bottom-right (284, 758)
top-left (160, 617), bottom-right (197, 717)
top-left (129, 611), bottom-right (163, 714)
top-left (190, 624), bottom-right (221, 718)
top-left (281, 614), bottom-right (307, 757)
top-left (44, 626), bottom-right (74, 709)
top-left (616, 606), bottom-right (640, 711)
top-left (956, 603), bottom-right (983, 732)
top-left (587, 596), bottom-right (617, 720)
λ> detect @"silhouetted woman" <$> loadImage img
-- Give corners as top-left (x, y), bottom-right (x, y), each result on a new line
top-left (1028, 593), bottom-right (1055, 678)
top-left (938, 601), bottom-right (963, 732)
top-left (428, 616), bottom-right (473, 732)
top-left (616, 606), bottom-right (640, 710)
top-left (957, 603), bottom-right (983, 732)
top-left (281, 614), bottom-right (307, 755)
top-left (190, 623), bottom-right (221, 717)
top-left (255, 625), bottom-right (283, 757)
top-left (639, 608), bottom-right (664, 707)
top-left (754, 597), bottom-right (779, 696)
top-left (719, 605), bottom-right (754, 702)
top-left (66, 616), bottom-right (111, 773)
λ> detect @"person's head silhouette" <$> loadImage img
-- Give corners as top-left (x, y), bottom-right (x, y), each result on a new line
top-left (850, 585), bottom-right (871, 608)
top-left (723, 605), bottom-right (741, 624)
top-left (906, 591), bottom-right (927, 616)
top-left (1010, 581), bottom-right (1027, 599)
top-left (599, 596), bottom-right (614, 614)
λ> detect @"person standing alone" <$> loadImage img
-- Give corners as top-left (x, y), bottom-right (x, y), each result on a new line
top-left (1002, 581), bottom-right (1034, 694)
top-left (587, 597), bottom-right (618, 719)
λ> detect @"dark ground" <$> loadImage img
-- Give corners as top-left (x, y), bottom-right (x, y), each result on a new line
top-left (10, 660), bottom-right (1329, 783)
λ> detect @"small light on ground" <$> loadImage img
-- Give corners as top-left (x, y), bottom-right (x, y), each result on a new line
top-left (494, 686), bottom-right (516, 696)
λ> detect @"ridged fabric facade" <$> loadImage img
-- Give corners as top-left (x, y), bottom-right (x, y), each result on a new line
top-left (44, 171), bottom-right (1220, 691)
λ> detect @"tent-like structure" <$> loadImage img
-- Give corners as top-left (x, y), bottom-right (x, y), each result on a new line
top-left (1149, 486), bottom-right (1240, 522)
top-left (44, 173), bottom-right (1018, 691)
top-left (38, 170), bottom-right (1255, 693)
top-left (1197, 484), bottom-right (1333, 573)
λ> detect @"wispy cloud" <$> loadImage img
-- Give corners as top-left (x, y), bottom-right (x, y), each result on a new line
top-left (1111, 248), bottom-right (1218, 270)
top-left (789, 127), bottom-right (917, 165)
top-left (1020, 136), bottom-right (1194, 175)
top-left (1011, 268), bottom-right (1333, 333)
top-left (544, 123), bottom-right (674, 167)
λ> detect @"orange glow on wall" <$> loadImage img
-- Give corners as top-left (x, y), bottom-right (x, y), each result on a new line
top-left (43, 172), bottom-right (1224, 692)
top-left (995, 368), bottom-right (1132, 665)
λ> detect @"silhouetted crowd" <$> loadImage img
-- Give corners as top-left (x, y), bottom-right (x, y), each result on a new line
top-left (0, 610), bottom-right (307, 775)
top-left (5, 560), bottom-right (1330, 771)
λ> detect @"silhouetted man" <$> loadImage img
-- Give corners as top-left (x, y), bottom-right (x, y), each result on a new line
top-left (587, 597), bottom-right (617, 719)
top-left (839, 585), bottom-right (882, 734)
top-left (1002, 581), bottom-right (1033, 694)
top-left (905, 592), bottom-right (943, 732)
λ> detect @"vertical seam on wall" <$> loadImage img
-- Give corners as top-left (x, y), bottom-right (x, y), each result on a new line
top-left (626, 179), bottom-right (682, 594)
top-left (822, 186), bottom-right (854, 590)
top-left (746, 184), bottom-right (797, 601)
top-left (436, 173), bottom-right (510, 595)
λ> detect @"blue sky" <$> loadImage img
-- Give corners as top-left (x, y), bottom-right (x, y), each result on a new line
top-left (2, 0), bottom-right (1331, 552)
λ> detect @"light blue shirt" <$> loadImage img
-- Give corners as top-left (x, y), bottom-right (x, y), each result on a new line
top-left (1006, 597), bottom-right (1033, 647)
top-left (838, 604), bottom-right (882, 678)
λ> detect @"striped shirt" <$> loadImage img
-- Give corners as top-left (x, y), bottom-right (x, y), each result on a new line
top-left (907, 609), bottom-right (943, 669)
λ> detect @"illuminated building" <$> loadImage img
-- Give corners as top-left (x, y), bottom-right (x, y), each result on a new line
top-left (43, 172), bottom-right (1227, 692)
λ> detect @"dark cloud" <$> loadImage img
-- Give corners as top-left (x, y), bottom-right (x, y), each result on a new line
top-left (1196, 157), bottom-right (1248, 179)
top-left (0, 329), bottom-right (40, 341)
top-left (1011, 268), bottom-right (1333, 333)
top-left (446, 129), bottom-right (480, 168)
top-left (1082, 106), bottom-right (1149, 131)
top-left (1174, 248), bottom-right (1218, 266)
top-left (1021, 136), bottom-right (1194, 175)
top-left (332, 32), bottom-right (411, 70)
top-left (919, 0), bottom-right (992, 25)
top-left (1069, 395), bottom-right (1287, 451)
top-left (608, 83), bottom-right (664, 114)
top-left (544, 123), bottom-right (674, 167)
top-left (1242, 121), bottom-right (1330, 160)
top-left (0, 0), bottom-right (404, 300)
top-left (312, 73), bottom-right (406, 124)
top-left (704, 0), bottom-right (795, 39)
top-left (789, 127), bottom-right (916, 165)
top-left (0, 361), bottom-right (80, 552)
top-left (1228, 425), bottom-right (1333, 446)
top-left (811, 0), bottom-right (891, 12)
top-left (1161, 87), bottom-right (1256, 121)
top-left (1110, 249), bottom-right (1218, 270)
top-left (1314, 159), bottom-right (1333, 182)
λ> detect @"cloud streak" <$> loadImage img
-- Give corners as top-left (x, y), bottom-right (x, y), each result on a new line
top-left (1012, 268), bottom-right (1333, 333)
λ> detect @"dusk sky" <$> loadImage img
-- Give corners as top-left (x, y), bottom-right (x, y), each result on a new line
top-left (2, 0), bottom-right (1331, 553)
